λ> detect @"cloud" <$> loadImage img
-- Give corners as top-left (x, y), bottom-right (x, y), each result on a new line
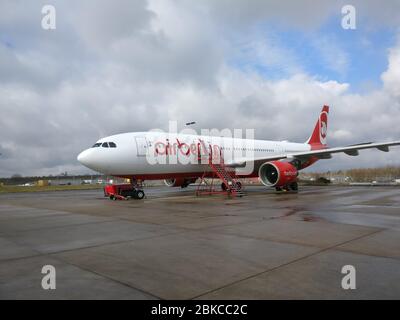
top-left (199, 0), bottom-right (337, 30)
top-left (311, 36), bottom-right (350, 76)
top-left (0, 0), bottom-right (400, 176)
top-left (382, 41), bottom-right (400, 97)
top-left (331, 129), bottom-right (352, 140)
top-left (229, 32), bottom-right (303, 77)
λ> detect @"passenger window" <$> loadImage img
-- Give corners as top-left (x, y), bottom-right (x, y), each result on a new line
top-left (102, 142), bottom-right (109, 148)
top-left (109, 142), bottom-right (117, 148)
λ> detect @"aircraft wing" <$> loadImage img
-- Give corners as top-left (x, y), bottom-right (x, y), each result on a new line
top-left (225, 140), bottom-right (400, 168)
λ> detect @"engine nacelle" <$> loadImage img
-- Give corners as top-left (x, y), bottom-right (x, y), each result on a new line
top-left (164, 178), bottom-right (197, 188)
top-left (258, 161), bottom-right (298, 187)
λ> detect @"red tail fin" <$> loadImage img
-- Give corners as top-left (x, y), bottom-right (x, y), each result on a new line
top-left (306, 105), bottom-right (329, 148)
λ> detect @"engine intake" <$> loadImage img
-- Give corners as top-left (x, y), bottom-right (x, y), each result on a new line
top-left (258, 161), bottom-right (298, 187)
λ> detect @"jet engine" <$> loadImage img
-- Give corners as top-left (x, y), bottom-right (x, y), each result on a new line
top-left (164, 178), bottom-right (197, 188)
top-left (258, 161), bottom-right (298, 188)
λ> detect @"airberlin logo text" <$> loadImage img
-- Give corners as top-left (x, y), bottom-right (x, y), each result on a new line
top-left (145, 121), bottom-right (255, 175)
top-left (154, 139), bottom-right (220, 159)
top-left (149, 137), bottom-right (232, 166)
top-left (283, 170), bottom-right (297, 177)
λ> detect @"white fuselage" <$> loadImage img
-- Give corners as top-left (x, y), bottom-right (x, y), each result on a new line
top-left (77, 132), bottom-right (311, 179)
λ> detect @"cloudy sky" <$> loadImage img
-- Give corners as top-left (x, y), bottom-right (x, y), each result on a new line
top-left (1, 0), bottom-right (400, 177)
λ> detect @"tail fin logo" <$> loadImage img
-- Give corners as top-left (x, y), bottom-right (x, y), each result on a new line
top-left (320, 111), bottom-right (328, 144)
top-left (306, 105), bottom-right (329, 147)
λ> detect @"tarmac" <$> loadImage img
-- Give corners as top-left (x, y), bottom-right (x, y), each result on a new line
top-left (0, 185), bottom-right (399, 299)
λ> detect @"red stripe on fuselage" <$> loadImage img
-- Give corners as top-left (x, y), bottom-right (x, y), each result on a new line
top-left (112, 171), bottom-right (259, 180)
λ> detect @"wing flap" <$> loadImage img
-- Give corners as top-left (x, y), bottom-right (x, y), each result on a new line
top-left (293, 141), bottom-right (400, 158)
top-left (377, 145), bottom-right (389, 152)
top-left (344, 150), bottom-right (359, 156)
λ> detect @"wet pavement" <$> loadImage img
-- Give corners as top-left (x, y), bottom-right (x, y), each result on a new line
top-left (0, 185), bottom-right (399, 299)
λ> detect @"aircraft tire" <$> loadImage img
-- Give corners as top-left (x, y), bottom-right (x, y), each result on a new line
top-left (290, 182), bottom-right (298, 191)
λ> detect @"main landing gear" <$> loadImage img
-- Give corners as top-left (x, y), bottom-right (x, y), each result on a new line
top-left (275, 182), bottom-right (298, 192)
top-left (221, 181), bottom-right (242, 191)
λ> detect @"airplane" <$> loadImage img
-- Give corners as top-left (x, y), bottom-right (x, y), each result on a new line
top-left (77, 105), bottom-right (400, 199)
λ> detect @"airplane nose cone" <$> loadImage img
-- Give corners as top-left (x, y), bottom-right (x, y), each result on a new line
top-left (77, 149), bottom-right (91, 166)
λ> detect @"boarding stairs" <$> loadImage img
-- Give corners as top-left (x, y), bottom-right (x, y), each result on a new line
top-left (196, 149), bottom-right (245, 198)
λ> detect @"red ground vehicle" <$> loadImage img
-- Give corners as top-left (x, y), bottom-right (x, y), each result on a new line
top-left (103, 184), bottom-right (145, 200)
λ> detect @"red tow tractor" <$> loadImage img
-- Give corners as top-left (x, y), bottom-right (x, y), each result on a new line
top-left (103, 184), bottom-right (145, 200)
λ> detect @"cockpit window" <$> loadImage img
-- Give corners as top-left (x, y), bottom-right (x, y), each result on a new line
top-left (92, 142), bottom-right (116, 148)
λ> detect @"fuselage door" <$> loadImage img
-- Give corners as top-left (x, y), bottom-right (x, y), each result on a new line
top-left (135, 136), bottom-right (148, 156)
